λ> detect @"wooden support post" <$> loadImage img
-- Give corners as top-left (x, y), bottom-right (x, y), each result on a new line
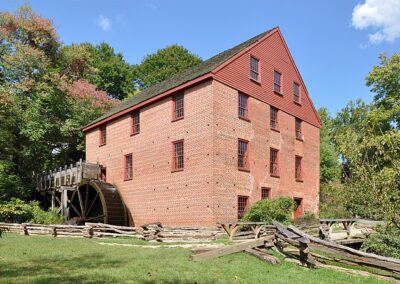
top-left (52, 227), bottom-right (57, 237)
top-left (250, 224), bottom-right (264, 239)
top-left (61, 189), bottom-right (68, 220)
top-left (84, 225), bottom-right (94, 238)
top-left (21, 224), bottom-right (29, 236)
top-left (299, 238), bottom-right (315, 268)
top-left (51, 192), bottom-right (55, 210)
top-left (220, 223), bottom-right (240, 241)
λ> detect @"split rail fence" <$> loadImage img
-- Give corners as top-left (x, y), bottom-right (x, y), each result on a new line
top-left (0, 222), bottom-right (223, 242)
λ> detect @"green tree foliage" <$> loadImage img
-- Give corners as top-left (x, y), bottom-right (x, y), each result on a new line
top-left (0, 6), bottom-right (117, 199)
top-left (318, 108), bottom-right (341, 183)
top-left (89, 43), bottom-right (136, 100)
top-left (58, 42), bottom-right (136, 99)
top-left (135, 44), bottom-right (202, 89)
top-left (330, 54), bottom-right (400, 227)
top-left (362, 225), bottom-right (400, 258)
top-left (367, 53), bottom-right (400, 125)
top-left (243, 197), bottom-right (296, 224)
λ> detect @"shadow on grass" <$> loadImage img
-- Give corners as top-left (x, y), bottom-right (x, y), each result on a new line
top-left (0, 253), bottom-right (121, 283)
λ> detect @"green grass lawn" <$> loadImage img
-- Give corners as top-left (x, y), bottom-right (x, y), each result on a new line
top-left (0, 233), bottom-right (388, 284)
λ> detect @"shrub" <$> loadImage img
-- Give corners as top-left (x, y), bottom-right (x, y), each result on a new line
top-left (29, 204), bottom-right (63, 224)
top-left (242, 197), bottom-right (296, 224)
top-left (0, 198), bottom-right (33, 223)
top-left (0, 198), bottom-right (63, 224)
top-left (319, 182), bottom-right (353, 219)
top-left (362, 225), bottom-right (400, 258)
top-left (294, 212), bottom-right (319, 225)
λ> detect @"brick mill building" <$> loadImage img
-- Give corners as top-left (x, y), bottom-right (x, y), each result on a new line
top-left (83, 27), bottom-right (321, 227)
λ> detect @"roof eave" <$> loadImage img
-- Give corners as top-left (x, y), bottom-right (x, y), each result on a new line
top-left (82, 73), bottom-right (213, 132)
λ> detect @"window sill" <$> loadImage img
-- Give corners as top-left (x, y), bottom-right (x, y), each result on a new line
top-left (171, 168), bottom-right (184, 173)
top-left (274, 90), bottom-right (284, 97)
top-left (296, 137), bottom-right (304, 142)
top-left (239, 116), bottom-right (251, 122)
top-left (171, 116), bottom-right (184, 122)
top-left (250, 77), bottom-right (261, 85)
top-left (130, 131), bottom-right (140, 136)
top-left (99, 143), bottom-right (106, 147)
top-left (238, 167), bottom-right (250, 172)
top-left (270, 173), bottom-right (280, 178)
top-left (294, 100), bottom-right (302, 106)
top-left (124, 178), bottom-right (132, 181)
top-left (296, 179), bottom-right (304, 183)
top-left (271, 127), bottom-right (280, 133)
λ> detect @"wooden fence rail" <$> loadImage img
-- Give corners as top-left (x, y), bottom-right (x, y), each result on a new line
top-left (0, 222), bottom-right (223, 242)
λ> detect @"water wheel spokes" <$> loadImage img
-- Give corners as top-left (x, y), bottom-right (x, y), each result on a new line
top-left (68, 183), bottom-right (105, 224)
top-left (86, 191), bottom-right (99, 217)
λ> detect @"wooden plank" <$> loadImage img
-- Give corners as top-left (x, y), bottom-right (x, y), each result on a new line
top-left (192, 236), bottom-right (274, 261)
top-left (310, 243), bottom-right (400, 274)
top-left (288, 225), bottom-right (400, 265)
top-left (245, 248), bottom-right (280, 264)
top-left (273, 222), bottom-right (299, 239)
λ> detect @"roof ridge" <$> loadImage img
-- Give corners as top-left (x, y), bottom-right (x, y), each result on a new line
top-left (84, 27), bottom-right (277, 130)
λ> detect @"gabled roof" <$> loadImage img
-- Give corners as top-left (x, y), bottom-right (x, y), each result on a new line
top-left (83, 27), bottom-right (277, 131)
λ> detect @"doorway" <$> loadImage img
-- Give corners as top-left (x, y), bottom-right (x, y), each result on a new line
top-left (294, 197), bottom-right (303, 220)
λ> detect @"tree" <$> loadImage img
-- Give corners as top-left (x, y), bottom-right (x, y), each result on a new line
top-left (89, 43), bottom-right (136, 100)
top-left (318, 108), bottom-right (341, 183)
top-left (331, 54), bottom-right (400, 226)
top-left (58, 42), bottom-right (135, 100)
top-left (0, 5), bottom-right (118, 199)
top-left (366, 53), bottom-right (400, 127)
top-left (135, 44), bottom-right (202, 89)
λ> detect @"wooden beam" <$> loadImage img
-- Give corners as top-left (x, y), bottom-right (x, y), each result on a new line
top-left (245, 248), bottom-right (280, 264)
top-left (288, 225), bottom-right (400, 265)
top-left (192, 236), bottom-right (274, 261)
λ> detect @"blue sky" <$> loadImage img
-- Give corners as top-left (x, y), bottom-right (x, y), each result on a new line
top-left (1, 0), bottom-right (399, 114)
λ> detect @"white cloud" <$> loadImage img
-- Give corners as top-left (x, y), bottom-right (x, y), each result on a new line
top-left (352, 0), bottom-right (400, 44)
top-left (95, 15), bottom-right (112, 31)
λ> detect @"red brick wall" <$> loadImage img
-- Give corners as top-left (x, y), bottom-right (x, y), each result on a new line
top-left (86, 80), bottom-right (216, 226)
top-left (211, 80), bottom-right (319, 223)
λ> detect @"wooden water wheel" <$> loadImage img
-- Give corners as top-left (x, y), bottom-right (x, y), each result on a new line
top-left (67, 180), bottom-right (127, 226)
top-left (44, 180), bottom-right (127, 226)
top-left (37, 161), bottom-right (128, 226)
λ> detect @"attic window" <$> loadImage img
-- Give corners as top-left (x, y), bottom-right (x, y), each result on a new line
top-left (274, 70), bottom-right (282, 94)
top-left (250, 56), bottom-right (259, 82)
top-left (293, 82), bottom-right (300, 104)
